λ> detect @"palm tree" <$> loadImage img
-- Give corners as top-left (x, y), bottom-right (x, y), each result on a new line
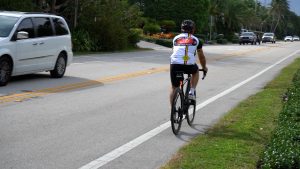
top-left (270, 0), bottom-right (289, 33)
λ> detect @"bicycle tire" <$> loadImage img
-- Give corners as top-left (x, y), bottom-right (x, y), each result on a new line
top-left (184, 78), bottom-right (196, 125)
top-left (186, 101), bottom-right (196, 126)
top-left (171, 88), bottom-right (183, 135)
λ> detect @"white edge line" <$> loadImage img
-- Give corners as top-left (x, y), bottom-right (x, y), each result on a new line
top-left (196, 50), bottom-right (300, 110)
top-left (79, 50), bottom-right (300, 169)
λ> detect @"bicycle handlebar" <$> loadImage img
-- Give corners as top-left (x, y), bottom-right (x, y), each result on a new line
top-left (199, 69), bottom-right (207, 80)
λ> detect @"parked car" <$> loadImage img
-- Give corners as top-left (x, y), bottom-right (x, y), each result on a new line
top-left (239, 32), bottom-right (257, 45)
top-left (0, 11), bottom-right (73, 86)
top-left (293, 36), bottom-right (299, 41)
top-left (262, 32), bottom-right (276, 43)
top-left (284, 36), bottom-right (293, 42)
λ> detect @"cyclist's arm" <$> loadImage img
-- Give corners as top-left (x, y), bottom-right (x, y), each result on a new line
top-left (197, 48), bottom-right (207, 72)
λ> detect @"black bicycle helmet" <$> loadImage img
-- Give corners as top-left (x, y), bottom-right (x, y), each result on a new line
top-left (181, 20), bottom-right (195, 33)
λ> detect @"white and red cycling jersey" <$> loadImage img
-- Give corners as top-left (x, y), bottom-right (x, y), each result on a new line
top-left (170, 33), bottom-right (202, 65)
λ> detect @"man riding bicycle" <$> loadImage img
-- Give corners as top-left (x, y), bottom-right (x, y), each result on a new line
top-left (170, 19), bottom-right (208, 104)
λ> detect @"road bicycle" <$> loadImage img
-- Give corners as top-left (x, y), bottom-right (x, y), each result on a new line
top-left (171, 69), bottom-right (206, 135)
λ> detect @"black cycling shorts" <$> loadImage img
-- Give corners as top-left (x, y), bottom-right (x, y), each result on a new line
top-left (170, 64), bottom-right (199, 87)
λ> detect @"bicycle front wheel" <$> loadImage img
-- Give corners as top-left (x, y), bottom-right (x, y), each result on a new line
top-left (171, 88), bottom-right (183, 135)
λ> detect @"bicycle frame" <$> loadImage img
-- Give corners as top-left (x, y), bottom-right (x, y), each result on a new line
top-left (177, 72), bottom-right (192, 114)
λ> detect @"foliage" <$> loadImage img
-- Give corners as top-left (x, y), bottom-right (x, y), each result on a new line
top-left (0, 0), bottom-right (35, 11)
top-left (155, 39), bottom-right (173, 48)
top-left (231, 36), bottom-right (240, 44)
top-left (1, 0), bottom-right (143, 52)
top-left (129, 0), bottom-right (209, 33)
top-left (71, 29), bottom-right (93, 52)
top-left (159, 20), bottom-right (176, 33)
top-left (2, 0), bottom-right (300, 51)
top-left (143, 23), bottom-right (161, 35)
top-left (216, 38), bottom-right (228, 44)
top-left (128, 28), bottom-right (143, 46)
top-left (259, 70), bottom-right (300, 169)
top-left (75, 0), bottom-right (142, 51)
top-left (142, 36), bottom-right (173, 48)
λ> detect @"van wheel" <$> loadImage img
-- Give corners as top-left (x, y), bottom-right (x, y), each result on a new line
top-left (50, 53), bottom-right (66, 78)
top-left (0, 57), bottom-right (12, 86)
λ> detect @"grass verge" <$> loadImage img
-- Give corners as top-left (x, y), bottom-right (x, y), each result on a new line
top-left (161, 57), bottom-right (300, 169)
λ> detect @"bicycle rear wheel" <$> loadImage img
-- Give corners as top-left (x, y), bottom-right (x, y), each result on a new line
top-left (186, 101), bottom-right (196, 126)
top-left (171, 88), bottom-right (183, 135)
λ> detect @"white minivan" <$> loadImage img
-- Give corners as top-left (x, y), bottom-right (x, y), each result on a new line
top-left (0, 11), bottom-right (73, 86)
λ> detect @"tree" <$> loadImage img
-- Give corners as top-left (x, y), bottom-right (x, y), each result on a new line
top-left (76, 0), bottom-right (142, 51)
top-left (0, 0), bottom-right (34, 11)
top-left (270, 0), bottom-right (289, 33)
top-left (209, 0), bottom-right (252, 39)
top-left (129, 0), bottom-right (209, 34)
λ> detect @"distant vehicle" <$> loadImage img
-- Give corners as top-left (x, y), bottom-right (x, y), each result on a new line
top-left (284, 36), bottom-right (293, 42)
top-left (239, 32), bottom-right (257, 45)
top-left (0, 11), bottom-right (73, 86)
top-left (292, 36), bottom-right (299, 41)
top-left (240, 29), bottom-right (248, 34)
top-left (262, 33), bottom-right (276, 43)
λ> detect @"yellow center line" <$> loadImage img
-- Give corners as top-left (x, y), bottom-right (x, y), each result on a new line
top-left (0, 66), bottom-right (169, 104)
top-left (1, 43), bottom-right (287, 104)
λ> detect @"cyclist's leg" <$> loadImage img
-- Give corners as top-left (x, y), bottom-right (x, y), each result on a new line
top-left (169, 86), bottom-right (176, 106)
top-left (170, 64), bottom-right (181, 106)
top-left (191, 71), bottom-right (199, 88)
top-left (189, 64), bottom-right (199, 92)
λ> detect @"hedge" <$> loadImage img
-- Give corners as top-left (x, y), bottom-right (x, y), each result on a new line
top-left (259, 69), bottom-right (300, 169)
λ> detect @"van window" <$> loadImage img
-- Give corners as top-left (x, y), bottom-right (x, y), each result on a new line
top-left (0, 15), bottom-right (19, 37)
top-left (33, 17), bottom-right (54, 37)
top-left (17, 18), bottom-right (35, 38)
top-left (53, 18), bottom-right (69, 35)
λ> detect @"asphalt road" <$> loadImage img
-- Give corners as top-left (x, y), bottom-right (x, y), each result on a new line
top-left (0, 41), bottom-right (299, 169)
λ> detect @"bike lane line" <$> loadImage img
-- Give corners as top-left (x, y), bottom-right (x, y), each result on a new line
top-left (79, 50), bottom-right (300, 169)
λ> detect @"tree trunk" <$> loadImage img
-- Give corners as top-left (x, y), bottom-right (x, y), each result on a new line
top-left (50, 0), bottom-right (56, 13)
top-left (74, 0), bottom-right (79, 28)
top-left (273, 15), bottom-right (280, 33)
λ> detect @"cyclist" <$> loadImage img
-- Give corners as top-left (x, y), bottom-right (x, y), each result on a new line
top-left (170, 19), bottom-right (208, 104)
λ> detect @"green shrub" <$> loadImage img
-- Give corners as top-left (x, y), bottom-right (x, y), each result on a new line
top-left (259, 69), bottom-right (300, 169)
top-left (141, 36), bottom-right (172, 48)
top-left (128, 28), bottom-right (143, 46)
top-left (143, 23), bottom-right (161, 35)
top-left (159, 20), bottom-right (176, 33)
top-left (155, 39), bottom-right (173, 48)
top-left (72, 29), bottom-right (93, 52)
top-left (216, 34), bottom-right (224, 40)
top-left (231, 37), bottom-right (239, 44)
top-left (216, 38), bottom-right (228, 44)
top-left (141, 36), bottom-right (157, 43)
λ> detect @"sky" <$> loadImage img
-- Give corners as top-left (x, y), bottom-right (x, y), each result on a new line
top-left (259, 0), bottom-right (300, 16)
